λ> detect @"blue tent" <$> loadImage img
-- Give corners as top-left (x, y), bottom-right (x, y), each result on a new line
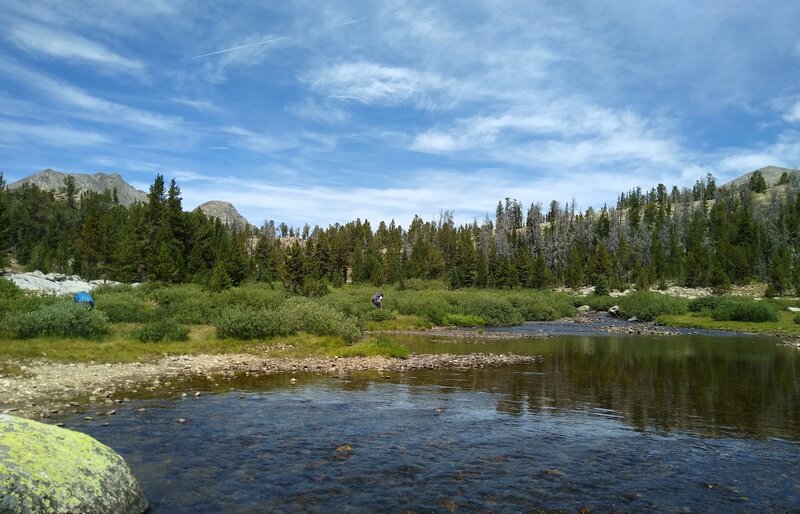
top-left (74, 291), bottom-right (94, 309)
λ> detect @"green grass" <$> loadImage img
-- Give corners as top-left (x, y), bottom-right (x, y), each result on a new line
top-left (365, 315), bottom-right (433, 331)
top-left (335, 337), bottom-right (409, 358)
top-left (656, 311), bottom-right (800, 335)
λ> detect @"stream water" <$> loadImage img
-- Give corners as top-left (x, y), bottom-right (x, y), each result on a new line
top-left (62, 332), bottom-right (800, 512)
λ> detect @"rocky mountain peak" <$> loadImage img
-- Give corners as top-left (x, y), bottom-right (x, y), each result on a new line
top-left (8, 169), bottom-right (148, 206)
top-left (197, 200), bottom-right (250, 229)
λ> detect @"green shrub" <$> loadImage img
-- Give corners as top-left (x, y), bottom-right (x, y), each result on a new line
top-left (0, 295), bottom-right (60, 318)
top-left (444, 313), bottom-right (486, 326)
top-left (457, 294), bottom-right (523, 325)
top-left (215, 298), bottom-right (363, 343)
top-left (0, 278), bottom-right (22, 298)
top-left (397, 279), bottom-right (447, 291)
top-left (215, 307), bottom-right (287, 340)
top-left (711, 298), bottom-right (778, 322)
top-left (367, 308), bottom-right (399, 322)
top-left (216, 283), bottom-right (286, 310)
top-left (688, 296), bottom-right (725, 313)
top-left (506, 291), bottom-right (574, 321)
top-left (96, 294), bottom-right (154, 323)
top-left (279, 297), bottom-right (363, 343)
top-left (581, 294), bottom-right (617, 312)
top-left (133, 319), bottom-right (190, 343)
top-left (392, 292), bottom-right (453, 325)
top-left (794, 314), bottom-right (800, 325)
top-left (617, 291), bottom-right (688, 321)
top-left (5, 301), bottom-right (109, 339)
top-left (150, 284), bottom-right (216, 323)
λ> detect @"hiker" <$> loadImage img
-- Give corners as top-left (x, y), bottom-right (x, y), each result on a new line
top-left (74, 291), bottom-right (94, 310)
top-left (371, 292), bottom-right (384, 310)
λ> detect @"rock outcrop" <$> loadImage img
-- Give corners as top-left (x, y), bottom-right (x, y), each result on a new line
top-left (8, 169), bottom-right (147, 207)
top-left (197, 200), bottom-right (251, 229)
top-left (0, 414), bottom-right (148, 513)
top-left (2, 271), bottom-right (120, 296)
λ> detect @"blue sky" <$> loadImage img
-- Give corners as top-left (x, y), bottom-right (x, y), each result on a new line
top-left (1, 1), bottom-right (799, 228)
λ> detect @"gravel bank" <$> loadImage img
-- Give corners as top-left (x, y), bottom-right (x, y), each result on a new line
top-left (0, 352), bottom-right (542, 420)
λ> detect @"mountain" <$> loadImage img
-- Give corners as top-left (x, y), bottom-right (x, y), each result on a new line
top-left (197, 201), bottom-right (250, 229)
top-left (720, 165), bottom-right (799, 189)
top-left (8, 169), bottom-right (147, 206)
top-left (8, 169), bottom-right (253, 228)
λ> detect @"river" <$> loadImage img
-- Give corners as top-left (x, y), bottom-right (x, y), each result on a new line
top-left (61, 331), bottom-right (800, 512)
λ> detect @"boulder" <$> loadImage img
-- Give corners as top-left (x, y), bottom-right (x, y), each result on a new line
top-left (576, 305), bottom-right (591, 313)
top-left (0, 414), bottom-right (148, 513)
top-left (608, 305), bottom-right (621, 317)
top-left (788, 307), bottom-right (800, 313)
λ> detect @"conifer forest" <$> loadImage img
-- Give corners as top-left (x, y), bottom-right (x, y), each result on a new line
top-left (1, 170), bottom-right (800, 297)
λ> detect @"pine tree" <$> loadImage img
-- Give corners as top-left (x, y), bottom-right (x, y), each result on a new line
top-left (207, 259), bottom-right (232, 291)
top-left (749, 171), bottom-right (767, 193)
top-left (62, 176), bottom-right (77, 209)
top-left (282, 241), bottom-right (308, 293)
top-left (0, 173), bottom-right (10, 269)
top-left (768, 245), bottom-right (792, 296)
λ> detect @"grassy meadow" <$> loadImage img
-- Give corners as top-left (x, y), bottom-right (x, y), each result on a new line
top-left (0, 278), bottom-right (575, 363)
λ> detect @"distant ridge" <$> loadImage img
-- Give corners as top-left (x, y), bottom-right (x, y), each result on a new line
top-left (8, 169), bottom-right (253, 228)
top-left (8, 169), bottom-right (147, 206)
top-left (197, 200), bottom-right (251, 229)
top-left (720, 165), bottom-right (800, 189)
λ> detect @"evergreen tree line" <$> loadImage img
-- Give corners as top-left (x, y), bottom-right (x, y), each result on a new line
top-left (1, 170), bottom-right (799, 295)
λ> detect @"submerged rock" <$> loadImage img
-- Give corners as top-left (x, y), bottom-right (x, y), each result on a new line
top-left (0, 414), bottom-right (148, 513)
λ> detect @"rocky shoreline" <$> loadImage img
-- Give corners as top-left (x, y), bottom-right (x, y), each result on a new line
top-left (0, 352), bottom-right (543, 420)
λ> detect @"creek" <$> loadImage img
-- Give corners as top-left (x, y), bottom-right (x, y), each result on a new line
top-left (62, 331), bottom-right (800, 512)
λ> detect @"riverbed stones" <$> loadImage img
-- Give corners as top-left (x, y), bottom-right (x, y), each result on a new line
top-left (0, 414), bottom-right (148, 513)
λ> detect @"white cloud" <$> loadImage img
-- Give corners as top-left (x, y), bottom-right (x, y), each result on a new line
top-left (288, 98), bottom-right (349, 124)
top-left (221, 126), bottom-right (296, 154)
top-left (172, 166), bottom-right (646, 228)
top-left (0, 119), bottom-right (111, 147)
top-left (306, 61), bottom-right (450, 107)
top-left (784, 101), bottom-right (800, 123)
top-left (411, 100), bottom-right (681, 169)
top-left (170, 97), bottom-right (221, 113)
top-left (8, 22), bottom-right (146, 76)
top-left (0, 57), bottom-right (181, 132)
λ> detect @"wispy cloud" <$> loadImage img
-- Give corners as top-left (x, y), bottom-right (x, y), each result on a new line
top-left (221, 126), bottom-right (296, 154)
top-left (0, 57), bottom-right (182, 132)
top-left (288, 98), bottom-right (350, 124)
top-left (8, 21), bottom-right (146, 77)
top-left (411, 100), bottom-right (681, 169)
top-left (784, 101), bottom-right (800, 123)
top-left (0, 119), bottom-right (112, 147)
top-left (306, 61), bottom-right (452, 108)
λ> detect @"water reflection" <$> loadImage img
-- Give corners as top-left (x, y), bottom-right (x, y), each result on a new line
top-left (395, 334), bottom-right (800, 439)
top-left (61, 334), bottom-right (800, 513)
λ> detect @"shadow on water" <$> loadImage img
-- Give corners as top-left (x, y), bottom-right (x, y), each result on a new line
top-left (62, 334), bottom-right (800, 513)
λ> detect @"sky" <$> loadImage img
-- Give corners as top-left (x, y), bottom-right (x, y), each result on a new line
top-left (1, 0), bottom-right (800, 229)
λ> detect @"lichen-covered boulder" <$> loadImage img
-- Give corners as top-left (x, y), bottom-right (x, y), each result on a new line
top-left (0, 414), bottom-right (148, 513)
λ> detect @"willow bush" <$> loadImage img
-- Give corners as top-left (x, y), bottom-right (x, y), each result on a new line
top-left (4, 301), bottom-right (109, 339)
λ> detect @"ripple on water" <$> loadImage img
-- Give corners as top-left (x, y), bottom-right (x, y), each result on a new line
top-left (59, 377), bottom-right (799, 513)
